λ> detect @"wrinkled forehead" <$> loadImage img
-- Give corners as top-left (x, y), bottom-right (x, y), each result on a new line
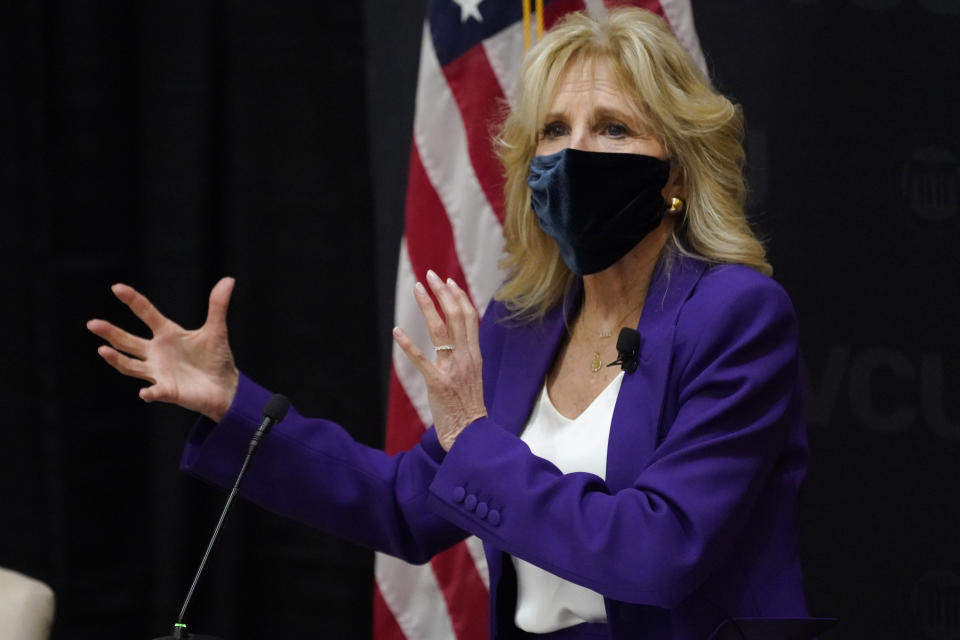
top-left (537, 52), bottom-right (647, 122)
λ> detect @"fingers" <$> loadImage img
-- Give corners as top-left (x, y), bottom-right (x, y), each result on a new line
top-left (111, 283), bottom-right (168, 334)
top-left (447, 279), bottom-right (479, 349)
top-left (392, 326), bottom-right (436, 381)
top-left (423, 271), bottom-right (479, 350)
top-left (97, 343), bottom-right (168, 403)
top-left (425, 270), bottom-right (468, 346)
top-left (205, 277), bottom-right (235, 329)
top-left (400, 269), bottom-right (480, 375)
top-left (86, 318), bottom-right (149, 359)
top-left (413, 280), bottom-right (449, 346)
top-left (139, 382), bottom-right (172, 404)
top-left (96, 345), bottom-right (156, 383)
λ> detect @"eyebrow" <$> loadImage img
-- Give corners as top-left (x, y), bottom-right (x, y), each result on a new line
top-left (542, 106), bottom-right (645, 130)
top-left (591, 107), bottom-right (641, 127)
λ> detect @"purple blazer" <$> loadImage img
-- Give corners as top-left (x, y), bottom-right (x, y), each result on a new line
top-left (181, 257), bottom-right (814, 639)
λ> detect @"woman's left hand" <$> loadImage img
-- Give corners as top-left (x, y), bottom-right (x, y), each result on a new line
top-left (393, 270), bottom-right (487, 451)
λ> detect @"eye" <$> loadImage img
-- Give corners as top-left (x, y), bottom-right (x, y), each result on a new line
top-left (603, 122), bottom-right (629, 138)
top-left (540, 121), bottom-right (568, 139)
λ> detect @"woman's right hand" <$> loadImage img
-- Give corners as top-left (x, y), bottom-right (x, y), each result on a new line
top-left (87, 277), bottom-right (240, 423)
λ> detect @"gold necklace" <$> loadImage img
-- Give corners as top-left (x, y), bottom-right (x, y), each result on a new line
top-left (579, 301), bottom-right (644, 372)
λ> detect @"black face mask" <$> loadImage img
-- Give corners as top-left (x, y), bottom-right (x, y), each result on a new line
top-left (527, 148), bottom-right (671, 276)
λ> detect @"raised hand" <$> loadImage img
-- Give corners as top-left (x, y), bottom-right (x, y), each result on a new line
top-left (392, 269), bottom-right (486, 452)
top-left (87, 277), bottom-right (240, 422)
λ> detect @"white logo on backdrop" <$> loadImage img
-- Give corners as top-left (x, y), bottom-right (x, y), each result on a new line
top-left (911, 569), bottom-right (960, 640)
top-left (902, 146), bottom-right (960, 222)
top-left (806, 347), bottom-right (959, 441)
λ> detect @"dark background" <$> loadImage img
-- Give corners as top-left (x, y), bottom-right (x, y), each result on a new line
top-left (1, 1), bottom-right (958, 638)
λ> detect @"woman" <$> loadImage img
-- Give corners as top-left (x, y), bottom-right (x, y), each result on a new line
top-left (88, 8), bottom-right (816, 639)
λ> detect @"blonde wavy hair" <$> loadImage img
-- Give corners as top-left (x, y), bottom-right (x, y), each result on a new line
top-left (494, 7), bottom-right (770, 320)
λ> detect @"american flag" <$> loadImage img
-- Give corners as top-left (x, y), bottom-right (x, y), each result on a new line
top-left (375, 1), bottom-right (706, 638)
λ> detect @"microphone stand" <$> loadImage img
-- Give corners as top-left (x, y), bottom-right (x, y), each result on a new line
top-left (152, 394), bottom-right (289, 640)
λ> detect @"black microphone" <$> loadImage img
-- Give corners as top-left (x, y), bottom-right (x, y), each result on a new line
top-left (247, 393), bottom-right (290, 456)
top-left (153, 393), bottom-right (290, 640)
top-left (607, 328), bottom-right (641, 374)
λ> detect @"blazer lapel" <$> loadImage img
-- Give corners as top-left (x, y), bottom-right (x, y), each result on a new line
top-left (605, 257), bottom-right (707, 492)
top-left (486, 257), bottom-right (707, 483)
top-left (488, 303), bottom-right (568, 436)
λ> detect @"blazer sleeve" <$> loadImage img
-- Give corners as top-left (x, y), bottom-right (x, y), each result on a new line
top-left (180, 374), bottom-right (468, 564)
top-left (425, 272), bottom-right (803, 607)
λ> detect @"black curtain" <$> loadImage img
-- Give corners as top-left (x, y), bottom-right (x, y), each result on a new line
top-left (3, 1), bottom-right (385, 638)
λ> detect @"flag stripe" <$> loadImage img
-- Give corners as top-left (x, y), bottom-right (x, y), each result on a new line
top-left (463, 536), bottom-right (490, 590)
top-left (413, 22), bottom-right (506, 310)
top-left (376, 552), bottom-right (457, 639)
top-left (603, 0), bottom-right (664, 17)
top-left (374, 582), bottom-right (409, 640)
top-left (543, 0), bottom-right (587, 28)
top-left (481, 22), bottom-right (526, 106)
top-left (429, 545), bottom-right (491, 640)
top-left (385, 365), bottom-right (427, 456)
top-left (404, 146), bottom-right (472, 291)
top-left (438, 42), bottom-right (508, 224)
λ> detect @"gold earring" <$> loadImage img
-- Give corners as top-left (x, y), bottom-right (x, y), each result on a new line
top-left (667, 196), bottom-right (685, 215)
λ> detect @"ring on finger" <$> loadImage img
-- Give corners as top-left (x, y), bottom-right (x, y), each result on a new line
top-left (434, 344), bottom-right (455, 352)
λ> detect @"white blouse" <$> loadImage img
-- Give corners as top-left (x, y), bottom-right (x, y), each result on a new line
top-left (511, 372), bottom-right (623, 633)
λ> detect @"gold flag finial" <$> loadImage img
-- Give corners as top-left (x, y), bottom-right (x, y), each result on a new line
top-left (522, 0), bottom-right (545, 51)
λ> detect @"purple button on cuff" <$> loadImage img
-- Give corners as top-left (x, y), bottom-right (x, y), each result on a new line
top-left (488, 509), bottom-right (501, 526)
top-left (464, 494), bottom-right (478, 511)
top-left (452, 486), bottom-right (466, 503)
top-left (476, 502), bottom-right (489, 518)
